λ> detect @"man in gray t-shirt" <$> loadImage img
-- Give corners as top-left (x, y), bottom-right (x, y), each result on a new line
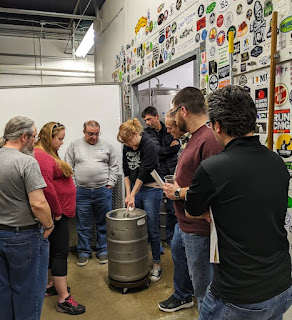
top-left (65, 120), bottom-right (119, 267)
top-left (0, 116), bottom-right (53, 320)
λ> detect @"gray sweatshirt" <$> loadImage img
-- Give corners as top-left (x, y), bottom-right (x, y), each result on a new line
top-left (65, 137), bottom-right (119, 188)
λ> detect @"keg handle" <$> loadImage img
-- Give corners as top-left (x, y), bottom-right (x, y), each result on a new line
top-left (123, 212), bottom-right (130, 218)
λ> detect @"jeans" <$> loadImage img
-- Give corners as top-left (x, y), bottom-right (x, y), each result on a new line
top-left (172, 224), bottom-right (193, 300)
top-left (165, 198), bottom-right (177, 245)
top-left (76, 186), bottom-right (112, 257)
top-left (181, 230), bottom-right (213, 311)
top-left (199, 284), bottom-right (292, 320)
top-left (135, 186), bottom-right (162, 264)
top-left (0, 228), bottom-right (49, 320)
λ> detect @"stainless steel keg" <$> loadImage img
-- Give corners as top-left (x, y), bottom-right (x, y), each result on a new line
top-left (106, 208), bottom-right (148, 283)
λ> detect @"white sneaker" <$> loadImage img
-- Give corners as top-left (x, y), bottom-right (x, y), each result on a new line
top-left (150, 267), bottom-right (162, 282)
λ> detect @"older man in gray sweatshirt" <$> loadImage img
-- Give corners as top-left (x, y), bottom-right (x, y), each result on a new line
top-left (65, 121), bottom-right (119, 267)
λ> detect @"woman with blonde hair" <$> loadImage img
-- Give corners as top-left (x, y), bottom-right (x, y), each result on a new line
top-left (34, 122), bottom-right (85, 315)
top-left (117, 118), bottom-right (163, 282)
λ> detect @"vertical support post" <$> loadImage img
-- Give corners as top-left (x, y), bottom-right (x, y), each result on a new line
top-left (267, 11), bottom-right (278, 150)
top-left (228, 31), bottom-right (234, 85)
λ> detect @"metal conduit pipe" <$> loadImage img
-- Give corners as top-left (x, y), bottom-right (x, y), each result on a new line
top-left (0, 64), bottom-right (95, 74)
top-left (0, 53), bottom-right (75, 60)
top-left (0, 71), bottom-right (95, 78)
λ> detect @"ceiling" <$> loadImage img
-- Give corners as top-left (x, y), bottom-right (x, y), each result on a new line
top-left (0, 0), bottom-right (106, 40)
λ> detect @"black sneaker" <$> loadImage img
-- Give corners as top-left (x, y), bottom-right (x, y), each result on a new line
top-left (150, 267), bottom-right (162, 282)
top-left (77, 256), bottom-right (89, 267)
top-left (56, 295), bottom-right (86, 315)
top-left (45, 285), bottom-right (71, 296)
top-left (97, 254), bottom-right (108, 264)
top-left (158, 294), bottom-right (194, 312)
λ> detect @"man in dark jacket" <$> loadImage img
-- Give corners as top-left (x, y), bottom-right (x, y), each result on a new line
top-left (142, 106), bottom-right (179, 245)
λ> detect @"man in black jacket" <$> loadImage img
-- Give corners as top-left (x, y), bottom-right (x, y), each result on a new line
top-left (142, 106), bottom-right (179, 245)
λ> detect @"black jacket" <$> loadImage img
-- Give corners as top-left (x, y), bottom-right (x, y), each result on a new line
top-left (143, 121), bottom-right (179, 177)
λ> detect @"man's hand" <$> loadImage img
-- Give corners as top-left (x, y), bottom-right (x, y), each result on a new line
top-left (125, 194), bottom-right (135, 210)
top-left (185, 210), bottom-right (211, 223)
top-left (106, 185), bottom-right (113, 189)
top-left (170, 140), bottom-right (179, 147)
top-left (162, 181), bottom-right (180, 200)
top-left (43, 225), bottom-right (54, 238)
top-left (54, 215), bottom-right (62, 221)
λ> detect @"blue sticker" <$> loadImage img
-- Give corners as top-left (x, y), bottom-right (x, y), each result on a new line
top-left (164, 51), bottom-right (168, 60)
top-left (202, 29), bottom-right (207, 40)
top-left (159, 34), bottom-right (165, 43)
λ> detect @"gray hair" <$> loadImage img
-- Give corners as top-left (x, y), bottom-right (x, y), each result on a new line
top-left (0, 116), bottom-right (35, 148)
top-left (83, 120), bottom-right (100, 131)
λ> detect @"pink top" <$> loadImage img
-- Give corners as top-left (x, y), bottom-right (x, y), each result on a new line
top-left (34, 148), bottom-right (76, 218)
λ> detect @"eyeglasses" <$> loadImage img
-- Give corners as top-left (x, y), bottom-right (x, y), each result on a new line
top-left (205, 121), bottom-right (212, 129)
top-left (170, 105), bottom-right (187, 116)
top-left (85, 131), bottom-right (100, 137)
top-left (52, 122), bottom-right (63, 130)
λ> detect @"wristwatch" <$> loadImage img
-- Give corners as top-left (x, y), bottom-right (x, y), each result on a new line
top-left (174, 188), bottom-right (181, 200)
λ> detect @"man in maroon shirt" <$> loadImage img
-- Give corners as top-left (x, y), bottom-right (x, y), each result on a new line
top-left (162, 87), bottom-right (223, 311)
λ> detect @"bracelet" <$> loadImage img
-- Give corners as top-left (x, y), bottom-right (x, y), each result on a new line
top-left (44, 223), bottom-right (54, 230)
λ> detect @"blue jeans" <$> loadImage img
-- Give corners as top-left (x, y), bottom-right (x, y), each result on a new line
top-left (172, 224), bottom-right (193, 300)
top-left (0, 228), bottom-right (49, 320)
top-left (76, 186), bottom-right (112, 257)
top-left (181, 230), bottom-right (213, 311)
top-left (165, 198), bottom-right (177, 245)
top-left (135, 186), bottom-right (162, 264)
top-left (199, 284), bottom-right (292, 320)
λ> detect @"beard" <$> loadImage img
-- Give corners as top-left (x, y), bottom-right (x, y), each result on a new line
top-left (22, 144), bottom-right (34, 157)
top-left (177, 115), bottom-right (187, 133)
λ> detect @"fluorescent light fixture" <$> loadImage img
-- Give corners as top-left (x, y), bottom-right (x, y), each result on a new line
top-left (75, 23), bottom-right (95, 58)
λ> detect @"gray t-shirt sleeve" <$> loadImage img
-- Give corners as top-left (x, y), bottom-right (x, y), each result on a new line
top-left (24, 161), bottom-right (47, 193)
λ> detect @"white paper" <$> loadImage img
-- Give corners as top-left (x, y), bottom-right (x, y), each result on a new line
top-left (209, 207), bottom-right (220, 264)
top-left (150, 169), bottom-right (164, 187)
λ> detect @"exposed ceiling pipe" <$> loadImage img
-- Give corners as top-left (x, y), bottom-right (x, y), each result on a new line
top-left (0, 53), bottom-right (75, 60)
top-left (0, 7), bottom-right (95, 21)
top-left (69, 0), bottom-right (82, 28)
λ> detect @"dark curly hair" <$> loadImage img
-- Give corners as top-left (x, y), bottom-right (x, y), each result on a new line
top-left (206, 85), bottom-right (257, 137)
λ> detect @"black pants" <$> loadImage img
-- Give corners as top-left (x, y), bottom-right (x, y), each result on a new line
top-left (48, 215), bottom-right (69, 277)
top-left (165, 198), bottom-right (178, 245)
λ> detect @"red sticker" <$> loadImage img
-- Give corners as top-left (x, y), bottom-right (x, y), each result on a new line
top-left (197, 17), bottom-right (206, 31)
top-left (217, 15), bottom-right (224, 27)
top-left (217, 30), bottom-right (225, 46)
top-left (275, 84), bottom-right (288, 107)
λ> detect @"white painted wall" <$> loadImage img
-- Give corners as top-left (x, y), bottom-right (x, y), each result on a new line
top-left (0, 35), bottom-right (95, 86)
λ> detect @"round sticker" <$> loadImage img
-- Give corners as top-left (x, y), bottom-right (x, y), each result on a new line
top-left (195, 32), bottom-right (200, 42)
top-left (164, 10), bottom-right (169, 21)
top-left (217, 15), bottom-right (224, 27)
top-left (217, 30), bottom-right (226, 46)
top-left (158, 13), bottom-right (164, 25)
top-left (176, 0), bottom-right (182, 11)
top-left (149, 21), bottom-right (153, 32)
top-left (159, 34), bottom-right (165, 43)
top-left (237, 4), bottom-right (243, 15)
top-left (209, 12), bottom-right (215, 25)
top-left (246, 9), bottom-right (253, 20)
top-left (247, 0), bottom-right (254, 4)
top-left (202, 29), bottom-right (207, 41)
top-left (218, 0), bottom-right (230, 12)
top-left (164, 50), bottom-right (168, 60)
top-left (172, 22), bottom-right (177, 34)
top-left (224, 12), bottom-right (233, 27)
top-left (198, 4), bottom-right (205, 17)
top-left (210, 45), bottom-right (216, 57)
top-left (275, 84), bottom-right (288, 107)
top-left (209, 75), bottom-right (219, 91)
top-left (227, 26), bottom-right (237, 40)
top-left (276, 134), bottom-right (292, 158)
top-left (209, 27), bottom-right (217, 42)
top-left (171, 47), bottom-right (176, 55)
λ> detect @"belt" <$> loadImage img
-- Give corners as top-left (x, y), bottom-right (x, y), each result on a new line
top-left (0, 224), bottom-right (39, 232)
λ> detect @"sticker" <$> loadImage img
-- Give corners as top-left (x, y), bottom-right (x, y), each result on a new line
top-left (264, 0), bottom-right (273, 17)
top-left (237, 4), bottom-right (243, 15)
top-left (238, 21), bottom-right (248, 37)
top-left (234, 41), bottom-right (240, 54)
top-left (290, 90), bottom-right (292, 104)
top-left (197, 17), bottom-right (206, 31)
top-left (251, 46), bottom-right (263, 57)
top-left (217, 30), bottom-right (225, 46)
top-left (259, 56), bottom-right (269, 65)
top-left (255, 88), bottom-right (268, 111)
top-left (201, 52), bottom-right (207, 63)
top-left (201, 77), bottom-right (206, 89)
top-left (218, 0), bottom-right (230, 12)
top-left (200, 41), bottom-right (206, 53)
top-left (224, 12), bottom-right (233, 27)
top-left (255, 122), bottom-right (266, 134)
top-left (209, 27), bottom-right (217, 42)
top-left (243, 36), bottom-right (251, 50)
top-left (172, 22), bottom-right (177, 34)
top-left (217, 15), bottom-right (224, 28)
top-left (241, 52), bottom-right (250, 62)
top-left (198, 4), bottom-right (204, 17)
top-left (274, 109), bottom-right (290, 133)
top-left (280, 16), bottom-right (292, 33)
top-left (153, 44), bottom-right (160, 60)
top-left (195, 32), bottom-right (200, 42)
top-left (158, 3), bottom-right (165, 13)
top-left (207, 2), bottom-right (216, 14)
top-left (275, 0), bottom-right (289, 16)
top-left (247, 0), bottom-right (254, 4)
top-left (209, 75), bottom-right (219, 91)
top-left (201, 63), bottom-right (207, 74)
top-left (164, 50), bottom-right (168, 60)
top-left (180, 27), bottom-right (193, 38)
top-left (159, 34), bottom-right (165, 43)
top-left (209, 60), bottom-right (218, 74)
top-left (158, 13), bottom-right (164, 25)
top-left (209, 12), bottom-right (215, 25)
top-left (159, 53), bottom-right (164, 64)
top-left (210, 46), bottom-right (216, 57)
top-left (176, 0), bottom-right (182, 10)
top-left (246, 9), bottom-right (253, 20)
top-left (276, 134), bottom-right (292, 158)
top-left (164, 10), bottom-right (169, 21)
top-left (227, 26), bottom-right (236, 40)
top-left (219, 79), bottom-right (230, 88)
top-left (250, 1), bottom-right (266, 45)
top-left (171, 47), bottom-right (175, 55)
top-left (239, 75), bottom-right (248, 86)
top-left (276, 65), bottom-right (288, 77)
top-left (253, 71), bottom-right (269, 86)
top-left (241, 63), bottom-right (246, 72)
top-left (257, 113), bottom-right (268, 119)
top-left (218, 45), bottom-right (228, 65)
top-left (275, 84), bottom-right (288, 107)
top-left (218, 65), bottom-right (230, 79)
top-left (202, 29), bottom-right (207, 40)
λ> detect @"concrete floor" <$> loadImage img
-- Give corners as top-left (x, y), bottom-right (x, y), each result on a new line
top-left (41, 244), bottom-right (292, 320)
top-left (41, 244), bottom-right (198, 320)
